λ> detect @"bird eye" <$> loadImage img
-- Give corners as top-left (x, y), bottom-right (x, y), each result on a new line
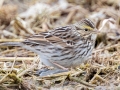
top-left (85, 29), bottom-right (88, 31)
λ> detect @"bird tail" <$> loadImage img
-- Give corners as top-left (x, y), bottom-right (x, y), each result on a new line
top-left (0, 42), bottom-right (21, 47)
top-left (0, 42), bottom-right (39, 54)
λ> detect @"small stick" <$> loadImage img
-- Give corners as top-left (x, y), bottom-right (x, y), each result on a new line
top-left (17, 64), bottom-right (37, 77)
top-left (17, 57), bottom-right (39, 77)
top-left (0, 57), bottom-right (35, 61)
top-left (89, 74), bottom-right (106, 84)
top-left (93, 43), bottom-right (120, 53)
top-left (98, 18), bottom-right (115, 31)
top-left (9, 56), bottom-right (17, 73)
top-left (65, 9), bottom-right (77, 24)
top-left (69, 76), bottom-right (96, 87)
top-left (0, 73), bottom-right (9, 84)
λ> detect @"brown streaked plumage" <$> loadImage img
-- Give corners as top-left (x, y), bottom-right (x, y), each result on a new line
top-left (0, 19), bottom-right (97, 69)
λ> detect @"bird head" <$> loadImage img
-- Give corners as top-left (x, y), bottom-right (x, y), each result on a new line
top-left (74, 18), bottom-right (98, 40)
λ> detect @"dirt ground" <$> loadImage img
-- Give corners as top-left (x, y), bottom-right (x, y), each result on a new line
top-left (0, 0), bottom-right (120, 90)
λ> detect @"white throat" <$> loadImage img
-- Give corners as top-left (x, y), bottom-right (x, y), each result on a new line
top-left (91, 34), bottom-right (97, 41)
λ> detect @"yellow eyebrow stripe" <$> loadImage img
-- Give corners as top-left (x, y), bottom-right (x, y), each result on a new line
top-left (84, 26), bottom-right (93, 30)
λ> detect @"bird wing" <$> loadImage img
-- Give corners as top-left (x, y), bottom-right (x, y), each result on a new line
top-left (23, 25), bottom-right (81, 48)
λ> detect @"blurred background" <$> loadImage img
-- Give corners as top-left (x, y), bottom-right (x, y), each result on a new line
top-left (0, 0), bottom-right (120, 90)
top-left (0, 0), bottom-right (120, 39)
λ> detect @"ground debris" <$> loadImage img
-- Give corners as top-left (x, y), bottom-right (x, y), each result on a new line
top-left (0, 0), bottom-right (120, 89)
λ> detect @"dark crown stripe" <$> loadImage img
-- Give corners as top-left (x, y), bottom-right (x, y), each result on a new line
top-left (81, 19), bottom-right (95, 28)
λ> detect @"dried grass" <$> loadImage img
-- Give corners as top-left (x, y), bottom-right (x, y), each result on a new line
top-left (0, 0), bottom-right (120, 89)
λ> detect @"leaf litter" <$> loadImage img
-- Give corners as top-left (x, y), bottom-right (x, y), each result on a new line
top-left (0, 0), bottom-right (120, 90)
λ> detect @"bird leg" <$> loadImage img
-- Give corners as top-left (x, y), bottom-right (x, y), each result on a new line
top-left (49, 60), bottom-right (69, 70)
top-left (36, 60), bottom-right (69, 77)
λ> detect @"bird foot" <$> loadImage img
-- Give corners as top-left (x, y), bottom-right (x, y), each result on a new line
top-left (35, 68), bottom-right (69, 77)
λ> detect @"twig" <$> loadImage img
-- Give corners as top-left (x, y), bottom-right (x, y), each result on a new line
top-left (89, 74), bottom-right (106, 84)
top-left (93, 43), bottom-right (120, 53)
top-left (98, 18), bottom-right (115, 31)
top-left (40, 71), bottom-right (72, 78)
top-left (9, 56), bottom-right (17, 73)
top-left (65, 9), bottom-right (77, 24)
top-left (69, 76), bottom-right (96, 87)
top-left (17, 57), bottom-right (39, 77)
top-left (17, 64), bottom-right (37, 78)
top-left (0, 73), bottom-right (9, 84)
top-left (0, 57), bottom-right (35, 61)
